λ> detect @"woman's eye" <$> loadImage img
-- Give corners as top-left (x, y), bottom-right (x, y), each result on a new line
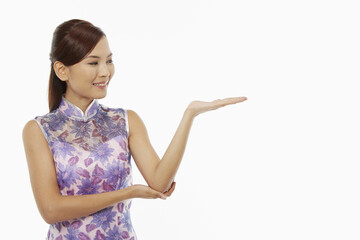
top-left (88, 60), bottom-right (112, 65)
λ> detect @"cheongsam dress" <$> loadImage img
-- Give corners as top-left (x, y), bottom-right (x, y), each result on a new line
top-left (34, 96), bottom-right (137, 240)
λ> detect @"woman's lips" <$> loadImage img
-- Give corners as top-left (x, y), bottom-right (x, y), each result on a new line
top-left (93, 80), bottom-right (108, 89)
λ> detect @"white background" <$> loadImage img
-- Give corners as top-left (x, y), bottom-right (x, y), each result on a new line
top-left (1, 0), bottom-right (359, 239)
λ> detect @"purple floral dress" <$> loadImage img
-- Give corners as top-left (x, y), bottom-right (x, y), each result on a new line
top-left (35, 96), bottom-right (137, 240)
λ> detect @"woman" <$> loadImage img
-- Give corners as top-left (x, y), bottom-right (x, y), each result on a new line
top-left (22, 19), bottom-right (247, 240)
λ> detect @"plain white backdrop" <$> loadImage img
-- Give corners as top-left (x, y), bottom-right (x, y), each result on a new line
top-left (1, 0), bottom-right (359, 239)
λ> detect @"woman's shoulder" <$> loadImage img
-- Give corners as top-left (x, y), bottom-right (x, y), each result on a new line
top-left (125, 109), bottom-right (148, 137)
top-left (126, 109), bottom-right (139, 121)
top-left (23, 118), bottom-right (38, 131)
top-left (22, 118), bottom-right (44, 139)
top-left (34, 110), bottom-right (58, 122)
top-left (24, 110), bottom-right (60, 139)
top-left (24, 110), bottom-right (55, 130)
top-left (98, 103), bottom-right (127, 116)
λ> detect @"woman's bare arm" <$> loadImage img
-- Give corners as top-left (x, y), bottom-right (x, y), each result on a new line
top-left (128, 97), bottom-right (247, 193)
top-left (22, 120), bottom-right (171, 224)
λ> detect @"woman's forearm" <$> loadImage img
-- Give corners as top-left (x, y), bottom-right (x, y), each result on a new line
top-left (44, 187), bottom-right (134, 224)
top-left (153, 109), bottom-right (195, 192)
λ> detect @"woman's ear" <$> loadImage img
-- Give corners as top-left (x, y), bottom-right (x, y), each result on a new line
top-left (53, 61), bottom-right (69, 81)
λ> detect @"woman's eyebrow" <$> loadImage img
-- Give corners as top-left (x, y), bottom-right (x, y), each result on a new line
top-left (86, 53), bottom-right (113, 59)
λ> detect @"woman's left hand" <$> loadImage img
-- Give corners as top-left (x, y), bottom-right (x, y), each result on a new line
top-left (185, 96), bottom-right (247, 118)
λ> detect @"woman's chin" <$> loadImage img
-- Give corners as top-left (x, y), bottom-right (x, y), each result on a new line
top-left (92, 91), bottom-right (107, 100)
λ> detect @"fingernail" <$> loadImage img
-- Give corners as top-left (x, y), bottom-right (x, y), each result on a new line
top-left (161, 195), bottom-right (167, 200)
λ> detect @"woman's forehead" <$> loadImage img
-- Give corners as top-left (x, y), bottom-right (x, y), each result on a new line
top-left (87, 37), bottom-right (112, 57)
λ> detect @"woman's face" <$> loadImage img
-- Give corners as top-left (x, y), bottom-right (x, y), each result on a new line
top-left (64, 36), bottom-right (115, 102)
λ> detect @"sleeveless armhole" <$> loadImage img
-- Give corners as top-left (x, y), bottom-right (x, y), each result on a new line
top-left (124, 109), bottom-right (130, 137)
top-left (33, 118), bottom-right (51, 146)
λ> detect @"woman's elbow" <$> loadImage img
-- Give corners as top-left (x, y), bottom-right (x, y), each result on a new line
top-left (150, 182), bottom-right (172, 193)
top-left (38, 202), bottom-right (59, 224)
top-left (42, 214), bottom-right (55, 225)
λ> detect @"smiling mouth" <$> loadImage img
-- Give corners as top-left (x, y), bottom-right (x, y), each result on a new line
top-left (93, 80), bottom-right (109, 87)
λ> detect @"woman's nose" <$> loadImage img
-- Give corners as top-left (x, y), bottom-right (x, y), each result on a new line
top-left (99, 63), bottom-right (110, 77)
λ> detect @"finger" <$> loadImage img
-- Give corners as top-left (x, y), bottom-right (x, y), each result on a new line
top-left (165, 181), bottom-right (175, 192)
top-left (224, 96), bottom-right (247, 104)
top-left (164, 182), bottom-right (176, 197)
top-left (157, 190), bottom-right (168, 200)
top-left (146, 186), bottom-right (167, 200)
top-left (159, 193), bottom-right (167, 200)
top-left (168, 182), bottom-right (176, 196)
top-left (215, 97), bottom-right (247, 107)
top-left (155, 190), bottom-right (167, 200)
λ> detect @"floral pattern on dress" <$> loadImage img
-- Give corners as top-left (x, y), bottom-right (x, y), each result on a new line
top-left (35, 96), bottom-right (137, 240)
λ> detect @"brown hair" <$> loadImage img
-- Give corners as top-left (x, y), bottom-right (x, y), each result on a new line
top-left (48, 19), bottom-right (106, 112)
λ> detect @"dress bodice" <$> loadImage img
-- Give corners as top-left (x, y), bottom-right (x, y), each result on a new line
top-left (35, 96), bottom-right (136, 240)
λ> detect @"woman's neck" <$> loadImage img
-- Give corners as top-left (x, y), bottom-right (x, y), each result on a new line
top-left (63, 93), bottom-right (94, 114)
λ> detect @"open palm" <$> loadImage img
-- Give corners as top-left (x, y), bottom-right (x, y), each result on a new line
top-left (186, 96), bottom-right (247, 117)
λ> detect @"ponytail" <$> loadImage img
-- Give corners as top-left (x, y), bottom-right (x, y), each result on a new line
top-left (48, 63), bottom-right (67, 112)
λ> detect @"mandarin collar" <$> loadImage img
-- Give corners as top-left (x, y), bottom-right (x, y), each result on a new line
top-left (58, 96), bottom-right (99, 121)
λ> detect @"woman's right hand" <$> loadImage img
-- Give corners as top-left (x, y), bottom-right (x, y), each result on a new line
top-left (131, 182), bottom-right (176, 200)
